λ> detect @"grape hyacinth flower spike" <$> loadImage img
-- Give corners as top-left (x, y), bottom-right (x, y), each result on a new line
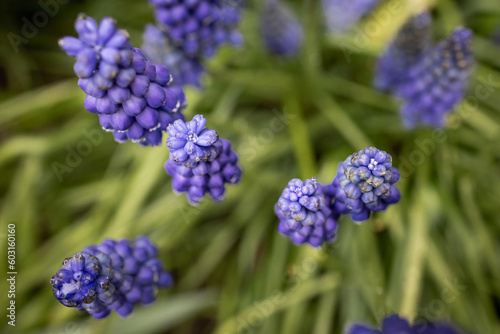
top-left (165, 115), bottom-right (242, 204)
top-left (322, 0), bottom-right (382, 33)
top-left (142, 24), bottom-right (205, 87)
top-left (396, 27), bottom-right (474, 128)
top-left (58, 14), bottom-right (186, 146)
top-left (148, 0), bottom-right (243, 58)
top-left (348, 314), bottom-right (462, 334)
top-left (331, 146), bottom-right (401, 222)
top-left (51, 236), bottom-right (173, 319)
top-left (259, 0), bottom-right (303, 57)
top-left (375, 12), bottom-right (432, 92)
top-left (275, 177), bottom-right (339, 247)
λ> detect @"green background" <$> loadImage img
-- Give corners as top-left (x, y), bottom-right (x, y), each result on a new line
top-left (1, 0), bottom-right (500, 333)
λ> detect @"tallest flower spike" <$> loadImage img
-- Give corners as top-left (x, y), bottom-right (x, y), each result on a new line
top-left (396, 27), bottom-right (474, 128)
top-left (59, 14), bottom-right (186, 146)
top-left (375, 12), bottom-right (432, 92)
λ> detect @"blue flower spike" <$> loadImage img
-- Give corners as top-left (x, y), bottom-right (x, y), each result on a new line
top-left (375, 12), bottom-right (432, 92)
top-left (51, 237), bottom-right (173, 319)
top-left (166, 115), bottom-right (219, 168)
top-left (142, 24), bottom-right (205, 87)
top-left (59, 14), bottom-right (186, 146)
top-left (322, 0), bottom-right (382, 33)
top-left (332, 146), bottom-right (401, 222)
top-left (259, 0), bottom-right (303, 57)
top-left (164, 115), bottom-right (242, 205)
top-left (148, 0), bottom-right (243, 58)
top-left (275, 177), bottom-right (339, 247)
top-left (391, 27), bottom-right (474, 128)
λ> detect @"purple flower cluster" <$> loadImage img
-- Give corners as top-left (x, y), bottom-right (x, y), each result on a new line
top-left (164, 115), bottom-right (242, 204)
top-left (396, 27), bottom-right (474, 128)
top-left (275, 147), bottom-right (401, 247)
top-left (275, 178), bottom-right (339, 247)
top-left (142, 24), bottom-right (205, 87)
top-left (149, 0), bottom-right (243, 58)
top-left (322, 0), bottom-right (382, 33)
top-left (375, 13), bottom-right (474, 128)
top-left (51, 236), bottom-right (172, 319)
top-left (259, 0), bottom-right (303, 57)
top-left (348, 314), bottom-right (462, 334)
top-left (332, 146), bottom-right (401, 222)
top-left (59, 14), bottom-right (186, 146)
top-left (375, 12), bottom-right (432, 92)
top-left (144, 0), bottom-right (243, 87)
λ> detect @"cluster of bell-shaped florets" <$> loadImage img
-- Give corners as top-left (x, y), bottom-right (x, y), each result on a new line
top-left (142, 24), bottom-right (205, 87)
top-left (274, 147), bottom-right (401, 247)
top-left (275, 178), bottom-right (339, 247)
top-left (51, 237), bottom-right (173, 319)
top-left (164, 115), bottom-right (242, 204)
top-left (259, 0), bottom-right (303, 57)
top-left (375, 12), bottom-right (432, 92)
top-left (59, 14), bottom-right (186, 145)
top-left (332, 146), bottom-right (401, 222)
top-left (396, 27), bottom-right (474, 128)
top-left (321, 0), bottom-right (382, 33)
top-left (375, 12), bottom-right (474, 128)
top-left (148, 0), bottom-right (243, 58)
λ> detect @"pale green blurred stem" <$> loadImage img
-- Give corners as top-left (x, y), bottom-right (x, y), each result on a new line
top-left (103, 148), bottom-right (169, 237)
top-left (214, 273), bottom-right (340, 334)
top-left (315, 93), bottom-right (372, 149)
top-left (284, 94), bottom-right (317, 178)
top-left (399, 162), bottom-right (429, 319)
top-left (312, 290), bottom-right (338, 334)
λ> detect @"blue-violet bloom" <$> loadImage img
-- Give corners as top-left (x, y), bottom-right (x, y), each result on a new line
top-left (275, 177), bottom-right (339, 247)
top-left (59, 14), bottom-right (186, 146)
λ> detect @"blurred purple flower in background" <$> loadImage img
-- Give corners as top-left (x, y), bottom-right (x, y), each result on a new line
top-left (259, 0), bottom-right (303, 57)
top-left (396, 28), bottom-right (474, 128)
top-left (142, 24), bottom-right (205, 87)
top-left (322, 0), bottom-right (382, 33)
top-left (348, 314), bottom-right (462, 334)
top-left (375, 12), bottom-right (432, 92)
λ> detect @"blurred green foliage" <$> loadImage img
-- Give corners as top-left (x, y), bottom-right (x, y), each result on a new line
top-left (1, 0), bottom-right (500, 333)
